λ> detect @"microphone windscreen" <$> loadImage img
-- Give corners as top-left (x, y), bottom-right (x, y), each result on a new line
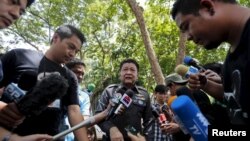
top-left (167, 95), bottom-right (177, 106)
top-left (171, 95), bottom-right (209, 141)
top-left (18, 71), bottom-right (38, 91)
top-left (124, 89), bottom-right (134, 97)
top-left (175, 64), bottom-right (189, 77)
top-left (16, 73), bottom-right (69, 116)
top-left (183, 56), bottom-right (192, 65)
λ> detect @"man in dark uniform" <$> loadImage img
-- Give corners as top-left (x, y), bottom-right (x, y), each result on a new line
top-left (95, 58), bottom-right (152, 141)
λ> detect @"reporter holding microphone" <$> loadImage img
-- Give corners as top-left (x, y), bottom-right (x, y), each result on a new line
top-left (175, 64), bottom-right (224, 100)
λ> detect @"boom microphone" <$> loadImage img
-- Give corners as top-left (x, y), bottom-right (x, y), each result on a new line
top-left (16, 73), bottom-right (69, 116)
top-left (175, 64), bottom-right (207, 85)
top-left (171, 95), bottom-right (210, 141)
top-left (53, 110), bottom-right (108, 140)
top-left (183, 56), bottom-right (205, 71)
top-left (106, 88), bottom-right (126, 120)
top-left (113, 89), bottom-right (134, 116)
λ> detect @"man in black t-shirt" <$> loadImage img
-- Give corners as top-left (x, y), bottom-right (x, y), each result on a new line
top-left (0, 25), bottom-right (89, 141)
top-left (171, 0), bottom-right (250, 125)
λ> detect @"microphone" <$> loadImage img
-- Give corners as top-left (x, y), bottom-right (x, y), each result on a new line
top-left (183, 56), bottom-right (205, 71)
top-left (161, 105), bottom-right (173, 122)
top-left (167, 95), bottom-right (177, 107)
top-left (0, 83), bottom-right (26, 103)
top-left (0, 71), bottom-right (37, 103)
top-left (106, 88), bottom-right (126, 120)
top-left (171, 95), bottom-right (210, 141)
top-left (53, 110), bottom-right (108, 140)
top-left (175, 64), bottom-right (207, 85)
top-left (16, 73), bottom-right (69, 116)
top-left (113, 89), bottom-right (134, 116)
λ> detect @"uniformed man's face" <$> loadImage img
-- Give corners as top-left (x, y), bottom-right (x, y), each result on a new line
top-left (119, 63), bottom-right (138, 85)
top-left (0, 0), bottom-right (27, 29)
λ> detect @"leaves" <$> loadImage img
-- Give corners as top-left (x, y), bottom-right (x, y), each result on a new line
top-left (0, 0), bottom-right (232, 92)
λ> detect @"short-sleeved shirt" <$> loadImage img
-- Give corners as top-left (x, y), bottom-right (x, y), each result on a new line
top-left (0, 48), bottom-right (43, 87)
top-left (223, 18), bottom-right (250, 125)
top-left (13, 56), bottom-right (79, 136)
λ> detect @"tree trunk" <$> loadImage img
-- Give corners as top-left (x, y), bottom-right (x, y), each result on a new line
top-left (176, 32), bottom-right (187, 66)
top-left (126, 0), bottom-right (165, 85)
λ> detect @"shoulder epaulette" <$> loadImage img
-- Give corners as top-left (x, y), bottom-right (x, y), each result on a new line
top-left (137, 86), bottom-right (148, 92)
top-left (107, 84), bottom-right (119, 88)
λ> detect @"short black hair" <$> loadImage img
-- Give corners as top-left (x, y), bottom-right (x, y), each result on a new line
top-left (66, 58), bottom-right (86, 69)
top-left (154, 84), bottom-right (168, 93)
top-left (27, 0), bottom-right (35, 7)
top-left (52, 25), bottom-right (86, 46)
top-left (171, 0), bottom-right (237, 20)
top-left (119, 58), bottom-right (139, 72)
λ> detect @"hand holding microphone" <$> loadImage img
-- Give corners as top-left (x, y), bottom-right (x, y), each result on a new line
top-left (53, 89), bottom-right (134, 140)
top-left (175, 64), bottom-right (207, 90)
top-left (0, 71), bottom-right (37, 128)
top-left (106, 88), bottom-right (126, 120)
top-left (16, 72), bottom-right (69, 117)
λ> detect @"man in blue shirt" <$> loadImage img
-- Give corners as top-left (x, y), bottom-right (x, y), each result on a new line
top-left (64, 58), bottom-right (90, 141)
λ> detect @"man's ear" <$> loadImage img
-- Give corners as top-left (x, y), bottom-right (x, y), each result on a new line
top-left (200, 0), bottom-right (215, 15)
top-left (52, 33), bottom-right (60, 44)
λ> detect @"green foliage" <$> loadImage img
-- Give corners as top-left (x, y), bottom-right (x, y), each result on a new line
top-left (0, 0), bottom-right (231, 93)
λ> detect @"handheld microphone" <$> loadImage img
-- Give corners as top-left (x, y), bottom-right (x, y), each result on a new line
top-left (161, 105), bottom-right (173, 122)
top-left (175, 64), bottom-right (207, 85)
top-left (113, 89), bottom-right (134, 116)
top-left (183, 56), bottom-right (205, 71)
top-left (167, 95), bottom-right (177, 107)
top-left (106, 88), bottom-right (126, 120)
top-left (0, 71), bottom-right (37, 103)
top-left (16, 73), bottom-right (69, 116)
top-left (159, 113), bottom-right (168, 125)
top-left (0, 83), bottom-right (26, 103)
top-left (171, 95), bottom-right (210, 141)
